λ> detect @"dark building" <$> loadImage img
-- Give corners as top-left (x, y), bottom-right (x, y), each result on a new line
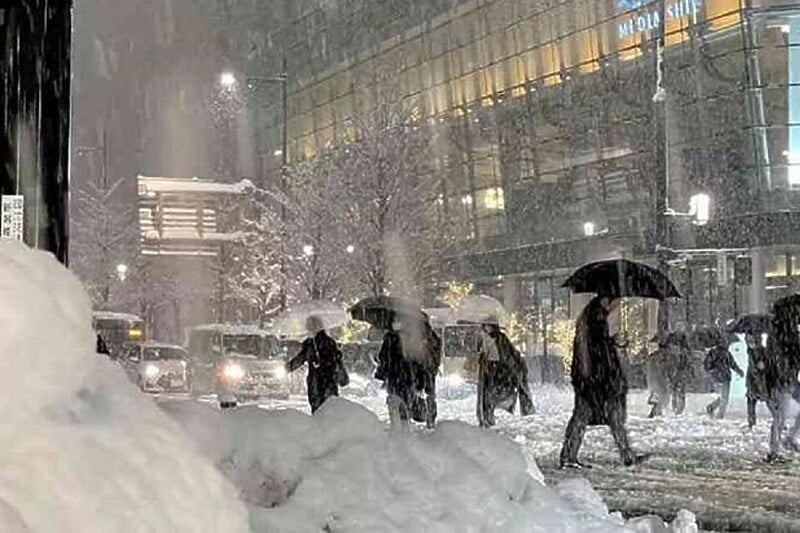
top-left (0, 0), bottom-right (72, 263)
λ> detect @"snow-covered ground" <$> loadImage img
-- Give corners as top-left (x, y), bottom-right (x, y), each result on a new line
top-left (240, 378), bottom-right (800, 532)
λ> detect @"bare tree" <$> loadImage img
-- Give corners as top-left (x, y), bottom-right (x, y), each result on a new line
top-left (214, 183), bottom-right (285, 325)
top-left (287, 87), bottom-right (453, 300)
top-left (70, 176), bottom-right (138, 307)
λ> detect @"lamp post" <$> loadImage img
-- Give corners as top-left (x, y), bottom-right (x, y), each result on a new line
top-left (654, 0), bottom-right (670, 342)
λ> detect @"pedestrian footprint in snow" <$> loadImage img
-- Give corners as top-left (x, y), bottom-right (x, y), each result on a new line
top-left (703, 330), bottom-right (743, 420)
top-left (286, 315), bottom-right (349, 414)
top-left (559, 296), bottom-right (647, 469)
top-left (475, 315), bottom-right (534, 428)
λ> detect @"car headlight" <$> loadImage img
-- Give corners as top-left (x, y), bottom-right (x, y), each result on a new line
top-left (223, 363), bottom-right (245, 381)
top-left (272, 365), bottom-right (287, 380)
top-left (444, 373), bottom-right (465, 387)
top-left (144, 364), bottom-right (160, 379)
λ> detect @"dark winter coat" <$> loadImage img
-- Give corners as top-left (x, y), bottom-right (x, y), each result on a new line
top-left (746, 343), bottom-right (770, 401)
top-left (375, 331), bottom-right (418, 405)
top-left (664, 333), bottom-right (692, 387)
top-left (478, 327), bottom-right (534, 416)
top-left (703, 344), bottom-right (742, 384)
top-left (288, 330), bottom-right (344, 413)
top-left (570, 297), bottom-right (627, 426)
top-left (765, 315), bottom-right (800, 395)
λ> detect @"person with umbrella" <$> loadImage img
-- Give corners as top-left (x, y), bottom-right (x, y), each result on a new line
top-left (763, 296), bottom-right (800, 463)
top-left (475, 315), bottom-right (535, 428)
top-left (559, 259), bottom-right (677, 468)
top-left (703, 329), bottom-right (743, 419)
top-left (286, 315), bottom-right (349, 414)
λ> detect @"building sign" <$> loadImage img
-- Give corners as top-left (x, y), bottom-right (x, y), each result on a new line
top-left (617, 0), bottom-right (702, 38)
top-left (1, 195), bottom-right (24, 241)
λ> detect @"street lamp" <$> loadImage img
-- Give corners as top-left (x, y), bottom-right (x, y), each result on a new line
top-left (116, 263), bottom-right (128, 281)
top-left (219, 71), bottom-right (237, 89)
top-left (583, 222), bottom-right (596, 236)
top-left (303, 245), bottom-right (314, 257)
top-left (346, 244), bottom-right (355, 254)
top-left (666, 193), bottom-right (711, 226)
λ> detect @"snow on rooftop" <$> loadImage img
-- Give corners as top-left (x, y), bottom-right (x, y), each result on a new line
top-left (91, 311), bottom-right (143, 322)
top-left (137, 175), bottom-right (253, 195)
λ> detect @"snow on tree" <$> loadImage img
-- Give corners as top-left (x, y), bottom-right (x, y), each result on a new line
top-left (70, 176), bottom-right (138, 307)
top-left (214, 182), bottom-right (284, 326)
top-left (287, 83), bottom-right (454, 300)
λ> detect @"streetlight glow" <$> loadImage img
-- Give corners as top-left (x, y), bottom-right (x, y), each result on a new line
top-left (583, 222), bottom-right (596, 236)
top-left (116, 263), bottom-right (128, 281)
top-left (219, 72), bottom-right (236, 88)
top-left (346, 245), bottom-right (355, 254)
top-left (273, 149), bottom-right (283, 157)
top-left (690, 193), bottom-right (711, 226)
top-left (302, 245), bottom-right (314, 257)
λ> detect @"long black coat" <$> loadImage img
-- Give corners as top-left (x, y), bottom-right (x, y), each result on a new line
top-left (478, 327), bottom-right (534, 415)
top-left (288, 330), bottom-right (343, 413)
top-left (570, 297), bottom-right (627, 426)
top-left (375, 331), bottom-right (418, 404)
top-left (765, 315), bottom-right (800, 395)
top-left (746, 343), bottom-right (770, 401)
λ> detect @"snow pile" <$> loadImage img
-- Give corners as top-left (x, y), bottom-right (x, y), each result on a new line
top-left (166, 397), bottom-right (696, 533)
top-left (0, 242), bottom-right (248, 532)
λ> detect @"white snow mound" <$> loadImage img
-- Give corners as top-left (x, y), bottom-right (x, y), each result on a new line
top-left (168, 397), bottom-right (684, 533)
top-left (0, 242), bottom-right (248, 532)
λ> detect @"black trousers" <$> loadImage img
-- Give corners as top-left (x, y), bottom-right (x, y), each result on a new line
top-left (560, 393), bottom-right (633, 464)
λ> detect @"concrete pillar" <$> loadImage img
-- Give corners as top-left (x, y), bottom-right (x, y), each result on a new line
top-left (748, 248), bottom-right (766, 314)
top-left (502, 277), bottom-right (519, 311)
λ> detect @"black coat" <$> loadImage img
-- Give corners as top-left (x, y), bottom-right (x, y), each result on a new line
top-left (375, 331), bottom-right (418, 403)
top-left (765, 316), bottom-right (800, 395)
top-left (478, 328), bottom-right (534, 415)
top-left (288, 330), bottom-right (343, 412)
top-left (570, 297), bottom-right (627, 425)
top-left (746, 344), bottom-right (770, 401)
top-left (704, 344), bottom-right (742, 384)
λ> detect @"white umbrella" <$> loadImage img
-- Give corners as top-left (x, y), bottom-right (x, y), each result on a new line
top-left (454, 295), bottom-right (506, 326)
top-left (273, 301), bottom-right (349, 338)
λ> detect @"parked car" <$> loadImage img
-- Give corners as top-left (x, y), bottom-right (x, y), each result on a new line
top-left (119, 342), bottom-right (190, 393)
top-left (187, 324), bottom-right (288, 400)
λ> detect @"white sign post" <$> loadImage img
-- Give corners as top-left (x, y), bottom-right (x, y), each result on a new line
top-left (1, 195), bottom-right (24, 241)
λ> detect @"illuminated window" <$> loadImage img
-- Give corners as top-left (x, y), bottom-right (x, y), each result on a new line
top-left (477, 187), bottom-right (505, 211)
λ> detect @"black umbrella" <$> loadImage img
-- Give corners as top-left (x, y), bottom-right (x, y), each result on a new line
top-left (562, 259), bottom-right (681, 301)
top-left (727, 314), bottom-right (771, 336)
top-left (348, 296), bottom-right (428, 330)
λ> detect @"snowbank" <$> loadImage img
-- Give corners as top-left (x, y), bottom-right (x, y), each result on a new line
top-left (0, 242), bottom-right (248, 532)
top-left (166, 397), bottom-right (697, 533)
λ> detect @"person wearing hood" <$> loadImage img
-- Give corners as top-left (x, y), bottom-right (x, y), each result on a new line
top-left (703, 331), bottom-right (743, 419)
top-left (287, 315), bottom-right (348, 413)
top-left (375, 318), bottom-right (419, 427)
top-left (763, 307), bottom-right (800, 463)
top-left (476, 316), bottom-right (534, 428)
top-left (559, 296), bottom-right (645, 468)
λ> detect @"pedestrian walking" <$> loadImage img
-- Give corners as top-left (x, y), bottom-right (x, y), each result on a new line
top-left (665, 331), bottom-right (692, 415)
top-left (559, 296), bottom-right (645, 468)
top-left (763, 297), bottom-right (800, 463)
top-left (286, 315), bottom-right (349, 414)
top-left (475, 316), bottom-right (534, 428)
top-left (703, 332), bottom-right (743, 420)
top-left (375, 319), bottom-right (419, 428)
top-left (646, 341), bottom-right (670, 418)
top-left (745, 332), bottom-right (770, 428)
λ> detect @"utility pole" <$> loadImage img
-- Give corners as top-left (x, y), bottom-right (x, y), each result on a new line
top-left (654, 0), bottom-right (670, 341)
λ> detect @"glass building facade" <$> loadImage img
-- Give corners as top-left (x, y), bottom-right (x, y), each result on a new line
top-left (261, 0), bottom-right (800, 325)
